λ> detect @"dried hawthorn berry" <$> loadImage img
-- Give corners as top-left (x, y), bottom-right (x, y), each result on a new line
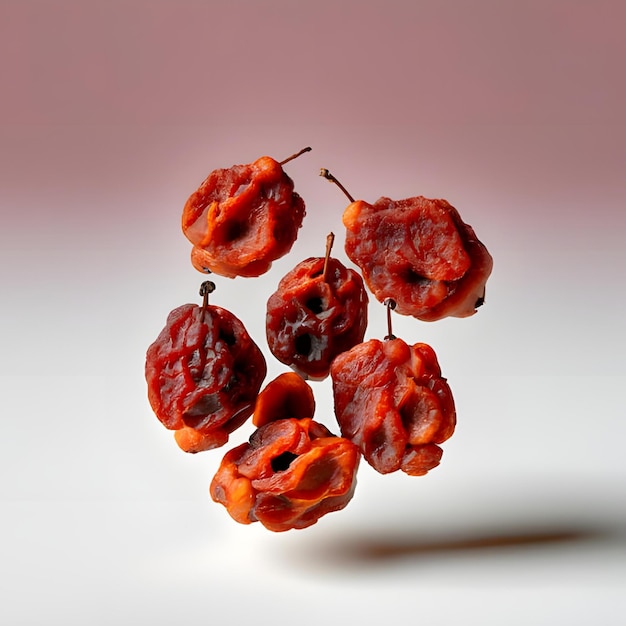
top-left (266, 235), bottom-right (368, 380)
top-left (253, 372), bottom-right (316, 428)
top-left (331, 337), bottom-right (456, 476)
top-left (181, 149), bottom-right (309, 278)
top-left (321, 169), bottom-right (493, 321)
top-left (145, 302), bottom-right (267, 452)
top-left (210, 418), bottom-right (360, 531)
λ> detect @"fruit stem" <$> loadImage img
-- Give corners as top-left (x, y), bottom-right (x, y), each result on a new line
top-left (279, 146), bottom-right (312, 165)
top-left (319, 168), bottom-right (355, 202)
top-left (322, 232), bottom-right (335, 282)
top-left (200, 280), bottom-right (216, 320)
top-left (383, 298), bottom-right (396, 340)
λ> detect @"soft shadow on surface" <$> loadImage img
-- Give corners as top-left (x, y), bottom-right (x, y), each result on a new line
top-left (291, 476), bottom-right (626, 566)
top-left (314, 525), bottom-right (615, 563)
top-left (280, 522), bottom-right (626, 570)
top-left (272, 475), bottom-right (626, 570)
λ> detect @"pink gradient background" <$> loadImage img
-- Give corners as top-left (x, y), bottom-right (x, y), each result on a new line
top-left (1, 1), bottom-right (625, 624)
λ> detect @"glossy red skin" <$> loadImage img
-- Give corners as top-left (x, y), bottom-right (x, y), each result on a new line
top-left (210, 418), bottom-right (361, 532)
top-left (266, 256), bottom-right (368, 380)
top-left (331, 338), bottom-right (456, 476)
top-left (145, 303), bottom-right (267, 450)
top-left (253, 372), bottom-right (316, 428)
top-left (342, 196), bottom-right (493, 321)
top-left (182, 156), bottom-right (306, 278)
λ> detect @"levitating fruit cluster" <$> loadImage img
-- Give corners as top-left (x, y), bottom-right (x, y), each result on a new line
top-left (145, 148), bottom-right (493, 531)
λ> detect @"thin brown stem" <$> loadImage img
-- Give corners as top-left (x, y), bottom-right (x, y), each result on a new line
top-left (319, 168), bottom-right (355, 203)
top-left (279, 146), bottom-right (312, 165)
top-left (322, 232), bottom-right (335, 282)
top-left (199, 280), bottom-right (216, 320)
top-left (383, 298), bottom-right (396, 340)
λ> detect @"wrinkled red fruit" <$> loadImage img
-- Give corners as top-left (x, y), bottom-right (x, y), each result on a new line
top-left (253, 372), bottom-right (316, 428)
top-left (342, 196), bottom-right (493, 321)
top-left (182, 156), bottom-right (306, 278)
top-left (266, 256), bottom-right (368, 380)
top-left (145, 303), bottom-right (267, 452)
top-left (211, 418), bottom-right (360, 531)
top-left (331, 337), bottom-right (456, 476)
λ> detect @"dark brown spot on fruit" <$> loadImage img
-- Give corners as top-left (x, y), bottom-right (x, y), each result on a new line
top-left (295, 334), bottom-right (313, 356)
top-left (271, 451), bottom-right (299, 472)
top-left (305, 296), bottom-right (325, 315)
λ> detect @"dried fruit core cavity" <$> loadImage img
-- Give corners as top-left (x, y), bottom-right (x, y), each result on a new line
top-left (295, 333), bottom-right (313, 356)
top-left (305, 296), bottom-right (325, 315)
top-left (271, 451), bottom-right (299, 472)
